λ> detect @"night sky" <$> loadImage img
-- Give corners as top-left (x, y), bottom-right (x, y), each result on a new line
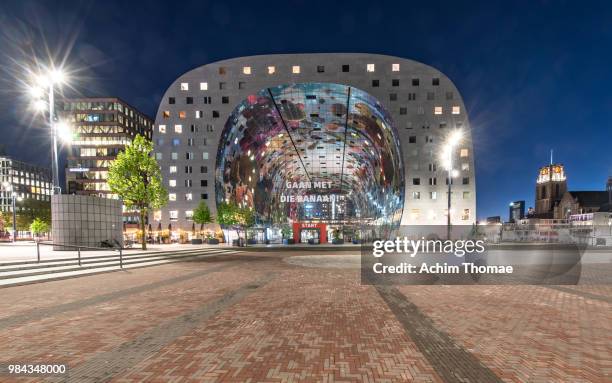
top-left (1, 0), bottom-right (611, 220)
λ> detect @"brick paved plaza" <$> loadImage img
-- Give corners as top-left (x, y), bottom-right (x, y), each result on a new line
top-left (0, 250), bottom-right (610, 382)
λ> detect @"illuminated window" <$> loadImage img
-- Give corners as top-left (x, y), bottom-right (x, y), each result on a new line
top-left (243, 66), bottom-right (251, 74)
top-left (202, 152), bottom-right (209, 160)
top-left (178, 111), bottom-right (186, 119)
top-left (462, 209), bottom-right (470, 220)
top-left (366, 63), bottom-right (375, 72)
top-left (169, 210), bottom-right (178, 220)
top-left (218, 67), bottom-right (226, 75)
top-left (413, 191), bottom-right (421, 199)
top-left (200, 82), bottom-right (208, 90)
top-left (430, 191), bottom-right (437, 200)
top-left (185, 193), bottom-right (193, 201)
top-left (452, 106), bottom-right (461, 115)
top-left (195, 110), bottom-right (202, 119)
top-left (155, 153), bottom-right (162, 160)
top-left (267, 66), bottom-right (275, 74)
top-left (180, 83), bottom-right (188, 91)
top-left (158, 125), bottom-right (166, 133)
top-left (392, 63), bottom-right (400, 72)
top-left (460, 148), bottom-right (469, 157)
top-left (174, 124), bottom-right (182, 133)
top-left (292, 65), bottom-right (300, 74)
top-left (169, 179), bottom-right (176, 187)
top-left (463, 191), bottom-right (471, 199)
top-left (434, 106), bottom-right (443, 115)
top-left (169, 193), bottom-right (176, 201)
top-left (171, 152), bottom-right (178, 160)
top-left (461, 163), bottom-right (469, 171)
top-left (153, 210), bottom-right (161, 221)
top-left (169, 166), bottom-right (177, 173)
top-left (185, 210), bottom-right (193, 220)
top-left (162, 111), bottom-right (170, 119)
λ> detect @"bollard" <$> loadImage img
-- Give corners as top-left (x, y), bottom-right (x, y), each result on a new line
top-left (78, 247), bottom-right (81, 266)
top-left (119, 248), bottom-right (123, 268)
top-left (36, 241), bottom-right (40, 263)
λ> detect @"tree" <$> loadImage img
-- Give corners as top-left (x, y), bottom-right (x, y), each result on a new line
top-left (216, 201), bottom-right (256, 245)
top-left (193, 201), bottom-right (213, 232)
top-left (30, 218), bottom-right (50, 239)
top-left (108, 135), bottom-right (168, 249)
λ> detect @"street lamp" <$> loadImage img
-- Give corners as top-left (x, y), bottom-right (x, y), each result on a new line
top-left (28, 66), bottom-right (68, 195)
top-left (442, 129), bottom-right (462, 240)
top-left (1, 182), bottom-right (22, 242)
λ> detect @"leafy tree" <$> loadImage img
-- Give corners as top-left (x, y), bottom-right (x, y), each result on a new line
top-left (193, 201), bottom-right (213, 231)
top-left (108, 135), bottom-right (168, 249)
top-left (30, 218), bottom-right (50, 239)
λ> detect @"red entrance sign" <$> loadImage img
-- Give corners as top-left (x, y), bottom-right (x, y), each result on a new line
top-left (293, 222), bottom-right (327, 244)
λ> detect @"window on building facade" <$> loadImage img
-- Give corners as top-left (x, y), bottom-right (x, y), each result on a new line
top-left (185, 193), bottom-right (193, 201)
top-left (179, 111), bottom-right (186, 119)
top-left (238, 82), bottom-right (245, 89)
top-left (203, 96), bottom-right (211, 104)
top-left (180, 83), bottom-right (188, 91)
top-left (190, 124), bottom-right (198, 132)
top-left (430, 191), bottom-right (437, 199)
top-left (219, 82), bottom-right (226, 90)
top-left (462, 177), bottom-right (470, 185)
top-left (169, 179), bottom-right (176, 187)
top-left (212, 111), bottom-right (220, 118)
top-left (372, 79), bottom-right (379, 87)
top-left (432, 77), bottom-right (440, 86)
top-left (366, 63), bottom-right (375, 72)
top-left (452, 106), bottom-right (461, 115)
top-left (169, 210), bottom-right (178, 220)
top-left (461, 163), bottom-right (469, 171)
top-left (413, 178), bottom-right (420, 185)
top-left (169, 193), bottom-right (176, 201)
top-left (185, 179), bottom-right (192, 187)
top-left (222, 96), bottom-right (229, 104)
top-left (195, 110), bottom-right (202, 119)
top-left (409, 136), bottom-right (416, 143)
top-left (392, 63), bottom-right (400, 72)
top-left (169, 166), bottom-right (177, 173)
top-left (186, 152), bottom-right (193, 160)
top-left (408, 93), bottom-right (416, 101)
top-left (163, 111), bottom-right (170, 119)
top-left (462, 209), bottom-right (470, 220)
top-left (317, 65), bottom-right (325, 73)
top-left (155, 153), bottom-right (162, 160)
top-left (400, 107), bottom-right (407, 115)
top-left (171, 152), bottom-right (178, 160)
top-left (243, 66), bottom-right (251, 74)
top-left (200, 180), bottom-right (208, 187)
top-left (218, 67), bottom-right (226, 75)
top-left (412, 78), bottom-right (420, 86)
top-left (158, 125), bottom-right (166, 133)
top-left (174, 124), bottom-right (182, 133)
top-left (460, 149), bottom-right (469, 157)
top-left (200, 166), bottom-right (208, 173)
top-left (185, 165), bottom-right (192, 173)
top-left (172, 138), bottom-right (180, 146)
top-left (389, 93), bottom-right (397, 101)
top-left (292, 65), bottom-right (300, 74)
top-left (168, 97), bottom-right (175, 104)
top-left (342, 64), bottom-right (349, 72)
top-left (267, 66), bottom-right (275, 74)
top-left (429, 177), bottom-right (437, 185)
top-left (202, 152), bottom-right (209, 160)
top-left (434, 106), bottom-right (443, 115)
top-left (186, 97), bottom-right (193, 104)
top-left (200, 82), bottom-right (208, 90)
top-left (392, 79), bottom-right (399, 87)
top-left (413, 192), bottom-right (421, 200)
top-left (201, 193), bottom-right (208, 200)
top-left (463, 191), bottom-right (471, 199)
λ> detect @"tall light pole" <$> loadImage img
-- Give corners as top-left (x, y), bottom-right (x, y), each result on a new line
top-left (30, 68), bottom-right (67, 195)
top-left (442, 130), bottom-right (462, 240)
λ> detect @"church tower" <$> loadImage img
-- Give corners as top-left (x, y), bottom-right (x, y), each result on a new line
top-left (535, 161), bottom-right (567, 218)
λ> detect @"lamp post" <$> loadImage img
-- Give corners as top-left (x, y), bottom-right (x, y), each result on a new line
top-left (442, 130), bottom-right (462, 240)
top-left (30, 68), bottom-right (66, 195)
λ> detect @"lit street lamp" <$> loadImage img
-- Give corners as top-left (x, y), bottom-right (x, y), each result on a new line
top-left (1, 182), bottom-right (22, 242)
top-left (28, 66), bottom-right (68, 195)
top-left (442, 130), bottom-right (462, 240)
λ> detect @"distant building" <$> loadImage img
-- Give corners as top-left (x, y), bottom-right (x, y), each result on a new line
top-left (61, 98), bottom-right (154, 199)
top-left (555, 177), bottom-right (612, 219)
top-left (508, 200), bottom-right (525, 223)
top-left (0, 156), bottom-right (52, 213)
top-left (534, 163), bottom-right (567, 218)
top-left (486, 216), bottom-right (501, 224)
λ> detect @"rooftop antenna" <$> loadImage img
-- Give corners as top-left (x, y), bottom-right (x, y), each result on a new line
top-left (550, 149), bottom-right (553, 165)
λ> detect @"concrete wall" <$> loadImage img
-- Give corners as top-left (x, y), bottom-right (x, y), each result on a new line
top-left (51, 195), bottom-right (123, 249)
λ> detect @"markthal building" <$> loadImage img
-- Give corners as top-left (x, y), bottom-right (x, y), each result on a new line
top-left (152, 54), bottom-right (476, 243)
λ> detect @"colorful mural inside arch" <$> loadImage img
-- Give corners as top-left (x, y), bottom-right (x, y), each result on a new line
top-left (215, 83), bottom-right (404, 226)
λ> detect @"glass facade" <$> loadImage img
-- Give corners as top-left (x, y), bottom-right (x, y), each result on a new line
top-left (216, 83), bottom-right (404, 226)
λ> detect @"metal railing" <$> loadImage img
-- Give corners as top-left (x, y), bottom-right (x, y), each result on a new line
top-left (35, 241), bottom-right (124, 268)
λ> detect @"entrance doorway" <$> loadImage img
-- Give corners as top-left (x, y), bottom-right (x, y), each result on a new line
top-left (300, 228), bottom-right (320, 244)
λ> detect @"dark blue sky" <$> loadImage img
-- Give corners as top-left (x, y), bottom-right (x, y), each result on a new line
top-left (1, 0), bottom-right (611, 220)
